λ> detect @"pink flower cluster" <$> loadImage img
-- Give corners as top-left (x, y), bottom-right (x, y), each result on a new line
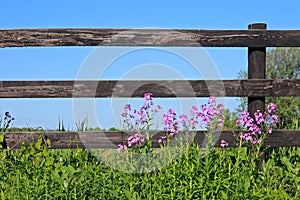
top-left (121, 93), bottom-right (160, 132)
top-left (159, 96), bottom-right (225, 144)
top-left (200, 97), bottom-right (225, 130)
top-left (220, 140), bottom-right (229, 148)
top-left (235, 103), bottom-right (278, 145)
top-left (118, 93), bottom-right (159, 151)
top-left (158, 109), bottom-right (179, 143)
top-left (179, 105), bottom-right (200, 130)
top-left (179, 96), bottom-right (224, 131)
top-left (118, 94), bottom-right (225, 151)
top-left (119, 94), bottom-right (279, 150)
top-left (117, 133), bottom-right (149, 152)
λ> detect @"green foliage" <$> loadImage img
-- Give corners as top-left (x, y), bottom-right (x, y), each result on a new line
top-left (108, 127), bottom-right (120, 131)
top-left (237, 47), bottom-right (300, 128)
top-left (86, 127), bottom-right (105, 131)
top-left (1, 118), bottom-right (299, 199)
top-left (223, 109), bottom-right (238, 130)
top-left (0, 134), bottom-right (4, 149)
top-left (0, 142), bottom-right (299, 199)
top-left (266, 48), bottom-right (300, 128)
top-left (267, 48), bottom-right (300, 79)
top-left (75, 115), bottom-right (88, 131)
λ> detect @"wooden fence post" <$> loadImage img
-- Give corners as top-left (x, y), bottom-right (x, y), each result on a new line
top-left (248, 23), bottom-right (267, 170)
top-left (248, 23), bottom-right (267, 116)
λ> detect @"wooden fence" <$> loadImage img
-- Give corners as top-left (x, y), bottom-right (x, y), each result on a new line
top-left (0, 23), bottom-right (300, 149)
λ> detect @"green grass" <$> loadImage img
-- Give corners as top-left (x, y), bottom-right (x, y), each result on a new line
top-left (0, 140), bottom-right (299, 199)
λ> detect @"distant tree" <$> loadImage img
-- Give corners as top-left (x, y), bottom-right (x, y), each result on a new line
top-left (108, 127), bottom-right (119, 131)
top-left (237, 47), bottom-right (300, 129)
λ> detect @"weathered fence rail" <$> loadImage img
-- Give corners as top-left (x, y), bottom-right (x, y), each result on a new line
top-left (3, 130), bottom-right (300, 149)
top-left (1, 29), bottom-right (300, 47)
top-left (1, 23), bottom-right (300, 149)
top-left (0, 79), bottom-right (299, 98)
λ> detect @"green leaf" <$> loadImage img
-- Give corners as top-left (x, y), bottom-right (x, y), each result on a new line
top-left (52, 171), bottom-right (63, 187)
top-left (0, 134), bottom-right (4, 149)
top-left (45, 157), bottom-right (54, 167)
top-left (0, 190), bottom-right (5, 200)
top-left (123, 189), bottom-right (132, 199)
top-left (281, 156), bottom-right (294, 172)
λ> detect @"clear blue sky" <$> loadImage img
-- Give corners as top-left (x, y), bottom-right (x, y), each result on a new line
top-left (0, 0), bottom-right (299, 130)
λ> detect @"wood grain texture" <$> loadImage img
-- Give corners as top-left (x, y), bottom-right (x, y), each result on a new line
top-left (248, 23), bottom-right (266, 116)
top-left (1, 29), bottom-right (300, 48)
top-left (0, 79), bottom-right (299, 98)
top-left (2, 130), bottom-right (300, 149)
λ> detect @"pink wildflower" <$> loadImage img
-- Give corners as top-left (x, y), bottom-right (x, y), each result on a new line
top-left (220, 140), bottom-right (228, 148)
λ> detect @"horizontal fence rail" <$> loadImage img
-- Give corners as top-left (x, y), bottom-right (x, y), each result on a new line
top-left (0, 79), bottom-right (299, 98)
top-left (3, 130), bottom-right (300, 149)
top-left (1, 29), bottom-right (300, 48)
